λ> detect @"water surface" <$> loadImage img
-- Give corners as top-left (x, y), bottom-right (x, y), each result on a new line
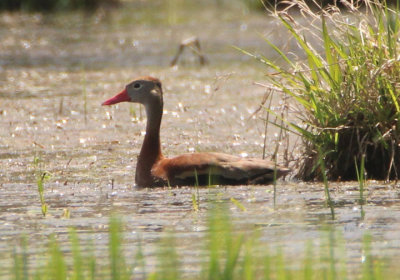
top-left (1, 1), bottom-right (400, 277)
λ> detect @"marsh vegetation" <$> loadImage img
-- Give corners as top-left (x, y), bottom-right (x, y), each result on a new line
top-left (1, 0), bottom-right (400, 278)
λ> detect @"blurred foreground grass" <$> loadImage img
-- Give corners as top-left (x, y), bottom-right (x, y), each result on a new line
top-left (8, 205), bottom-right (400, 280)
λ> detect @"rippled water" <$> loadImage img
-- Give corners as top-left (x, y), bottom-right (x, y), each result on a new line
top-left (1, 1), bottom-right (400, 277)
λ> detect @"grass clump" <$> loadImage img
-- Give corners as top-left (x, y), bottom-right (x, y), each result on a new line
top-left (242, 0), bottom-right (400, 181)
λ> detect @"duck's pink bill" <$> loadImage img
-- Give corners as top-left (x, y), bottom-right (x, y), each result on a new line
top-left (102, 89), bottom-right (131, 105)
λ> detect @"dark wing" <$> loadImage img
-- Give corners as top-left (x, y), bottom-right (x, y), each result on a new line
top-left (152, 152), bottom-right (289, 185)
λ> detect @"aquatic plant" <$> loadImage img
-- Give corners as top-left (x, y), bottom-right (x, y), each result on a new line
top-left (255, 90), bottom-right (290, 205)
top-left (239, 0), bottom-right (400, 181)
top-left (241, 0), bottom-right (400, 11)
top-left (108, 217), bottom-right (130, 280)
top-left (355, 154), bottom-right (366, 219)
top-left (36, 171), bottom-right (50, 217)
top-left (318, 148), bottom-right (335, 219)
top-left (192, 169), bottom-right (200, 212)
top-left (8, 205), bottom-right (400, 280)
top-left (33, 156), bottom-right (51, 217)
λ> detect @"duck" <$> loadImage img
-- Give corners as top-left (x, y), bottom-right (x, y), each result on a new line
top-left (102, 76), bottom-right (290, 187)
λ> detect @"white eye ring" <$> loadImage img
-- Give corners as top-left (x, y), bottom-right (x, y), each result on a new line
top-left (133, 83), bottom-right (142, 89)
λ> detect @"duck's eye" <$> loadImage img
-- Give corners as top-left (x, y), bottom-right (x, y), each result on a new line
top-left (134, 83), bottom-right (141, 89)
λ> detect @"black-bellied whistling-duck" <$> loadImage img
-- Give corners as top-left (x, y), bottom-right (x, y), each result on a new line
top-left (102, 76), bottom-right (290, 187)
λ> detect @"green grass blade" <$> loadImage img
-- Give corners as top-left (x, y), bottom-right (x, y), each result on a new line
top-left (322, 17), bottom-right (342, 88)
top-left (109, 216), bottom-right (129, 280)
top-left (156, 234), bottom-right (181, 280)
top-left (47, 235), bottom-right (67, 280)
top-left (278, 16), bottom-right (325, 83)
top-left (230, 197), bottom-right (247, 212)
top-left (260, 34), bottom-right (296, 68)
top-left (265, 107), bottom-right (314, 140)
top-left (318, 148), bottom-right (335, 220)
top-left (69, 229), bottom-right (83, 280)
top-left (12, 237), bottom-right (28, 280)
top-left (303, 241), bottom-right (313, 280)
top-left (222, 234), bottom-right (244, 280)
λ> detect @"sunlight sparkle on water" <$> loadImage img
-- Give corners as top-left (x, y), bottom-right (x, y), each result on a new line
top-left (204, 84), bottom-right (211, 94)
top-left (22, 41), bottom-right (31, 49)
top-left (132, 40), bottom-right (139, 47)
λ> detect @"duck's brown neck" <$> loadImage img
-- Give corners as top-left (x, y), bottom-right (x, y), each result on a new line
top-left (135, 99), bottom-right (164, 187)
